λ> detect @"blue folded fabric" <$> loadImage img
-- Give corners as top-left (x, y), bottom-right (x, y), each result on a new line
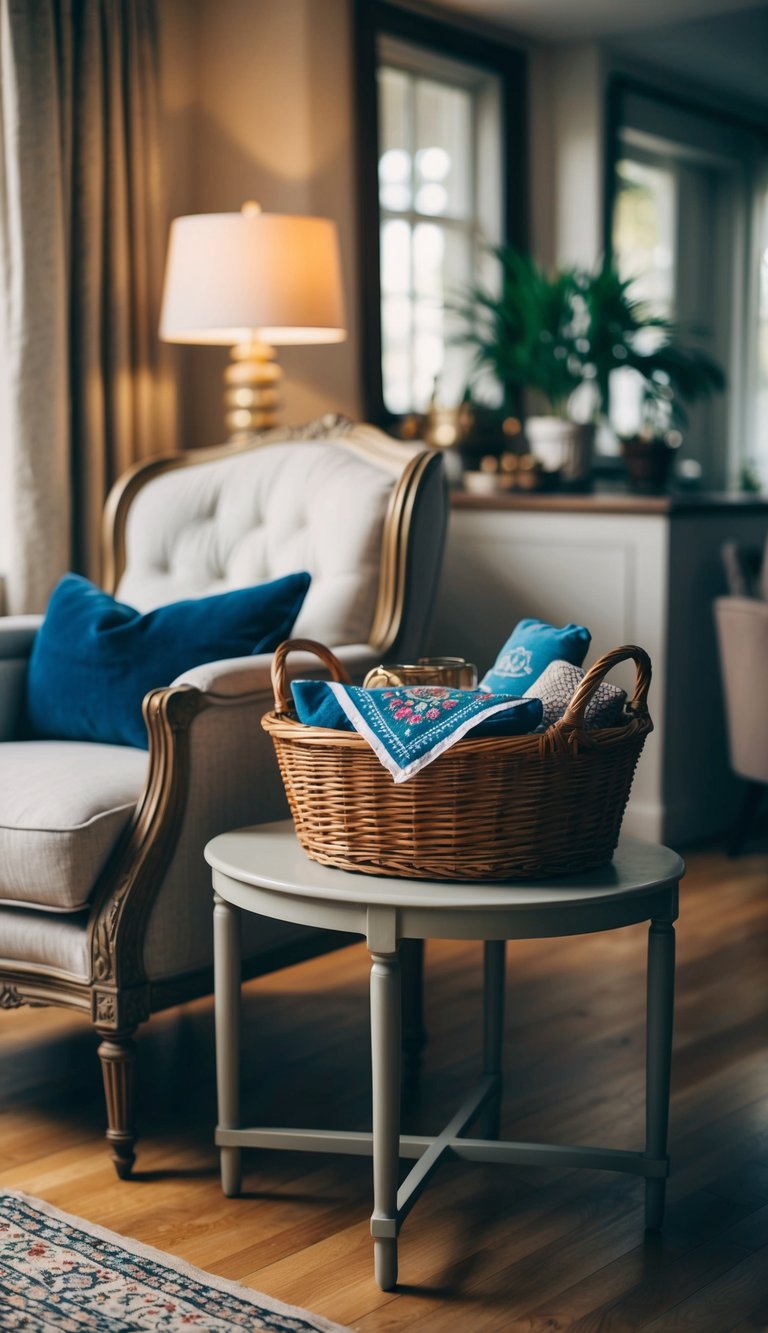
top-left (291, 680), bottom-right (543, 782)
top-left (27, 571), bottom-right (311, 749)
top-left (481, 618), bottom-right (591, 694)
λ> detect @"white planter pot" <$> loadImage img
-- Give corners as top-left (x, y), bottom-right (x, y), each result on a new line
top-left (524, 417), bottom-right (594, 483)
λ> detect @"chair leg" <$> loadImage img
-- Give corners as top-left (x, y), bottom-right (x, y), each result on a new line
top-left (727, 782), bottom-right (765, 857)
top-left (97, 1027), bottom-right (138, 1180)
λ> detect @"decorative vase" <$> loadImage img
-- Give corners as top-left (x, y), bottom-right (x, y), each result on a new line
top-left (621, 438), bottom-right (676, 492)
top-left (524, 417), bottom-right (594, 485)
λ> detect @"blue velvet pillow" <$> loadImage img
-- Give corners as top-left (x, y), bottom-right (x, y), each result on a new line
top-left (480, 618), bottom-right (591, 694)
top-left (26, 572), bottom-right (310, 749)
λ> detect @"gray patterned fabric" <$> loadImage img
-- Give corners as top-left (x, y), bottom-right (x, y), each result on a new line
top-left (524, 660), bottom-right (626, 730)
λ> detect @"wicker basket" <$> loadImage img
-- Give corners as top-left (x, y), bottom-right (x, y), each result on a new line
top-left (262, 638), bottom-right (653, 881)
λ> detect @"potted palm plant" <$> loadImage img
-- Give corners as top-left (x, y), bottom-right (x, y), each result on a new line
top-left (454, 248), bottom-right (591, 481)
top-left (455, 248), bottom-right (725, 488)
top-left (583, 257), bottom-right (725, 490)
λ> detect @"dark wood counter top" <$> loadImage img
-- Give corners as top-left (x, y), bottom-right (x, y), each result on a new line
top-left (451, 489), bottom-right (768, 517)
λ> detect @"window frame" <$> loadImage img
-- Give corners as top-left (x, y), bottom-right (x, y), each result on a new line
top-left (604, 75), bottom-right (768, 487)
top-left (354, 0), bottom-right (527, 427)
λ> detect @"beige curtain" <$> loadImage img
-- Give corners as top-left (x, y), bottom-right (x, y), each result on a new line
top-left (0, 0), bottom-right (174, 613)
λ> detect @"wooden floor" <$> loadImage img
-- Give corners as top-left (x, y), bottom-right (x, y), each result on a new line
top-left (1, 841), bottom-right (767, 1330)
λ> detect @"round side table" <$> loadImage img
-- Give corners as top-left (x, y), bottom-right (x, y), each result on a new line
top-left (205, 821), bottom-right (683, 1292)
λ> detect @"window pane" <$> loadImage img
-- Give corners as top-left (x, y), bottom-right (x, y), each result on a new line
top-left (414, 79), bottom-right (471, 219)
top-left (380, 218), bottom-right (410, 295)
top-left (381, 220), bottom-right (412, 414)
top-left (613, 158), bottom-right (676, 315)
top-left (412, 224), bottom-right (474, 411)
top-left (382, 292), bottom-right (412, 417)
top-left (376, 45), bottom-right (502, 416)
top-left (378, 68), bottom-right (411, 212)
top-left (755, 204), bottom-right (768, 487)
top-left (611, 158), bottom-right (677, 438)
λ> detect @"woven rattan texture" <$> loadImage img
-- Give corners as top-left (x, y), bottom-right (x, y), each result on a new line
top-left (263, 640), bottom-right (652, 881)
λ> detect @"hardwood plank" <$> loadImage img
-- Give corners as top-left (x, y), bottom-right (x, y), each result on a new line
top-left (0, 843), bottom-right (765, 1329)
top-left (639, 1246), bottom-right (768, 1331)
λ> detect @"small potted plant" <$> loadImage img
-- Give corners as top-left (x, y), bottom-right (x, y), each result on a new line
top-left (583, 258), bottom-right (725, 490)
top-left (454, 248), bottom-right (725, 489)
top-left (454, 248), bottom-right (591, 482)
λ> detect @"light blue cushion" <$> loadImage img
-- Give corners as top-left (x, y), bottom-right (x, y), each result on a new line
top-left (26, 572), bottom-right (310, 749)
top-left (481, 618), bottom-right (591, 694)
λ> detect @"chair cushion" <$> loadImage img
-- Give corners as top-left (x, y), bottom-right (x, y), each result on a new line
top-left (0, 741), bottom-right (147, 911)
top-left (26, 571), bottom-right (310, 748)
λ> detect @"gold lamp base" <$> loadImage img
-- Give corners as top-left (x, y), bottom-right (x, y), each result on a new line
top-left (223, 341), bottom-right (283, 440)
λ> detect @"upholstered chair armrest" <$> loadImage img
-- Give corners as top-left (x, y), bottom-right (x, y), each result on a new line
top-left (93, 642), bottom-right (383, 1011)
top-left (714, 596), bottom-right (768, 783)
top-left (0, 615), bottom-right (43, 740)
top-left (171, 643), bottom-right (381, 695)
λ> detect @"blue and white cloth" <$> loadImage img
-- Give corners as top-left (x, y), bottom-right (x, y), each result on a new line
top-left (291, 680), bottom-right (543, 782)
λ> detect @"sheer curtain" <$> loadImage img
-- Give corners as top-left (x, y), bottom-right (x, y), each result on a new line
top-left (0, 0), bottom-right (174, 614)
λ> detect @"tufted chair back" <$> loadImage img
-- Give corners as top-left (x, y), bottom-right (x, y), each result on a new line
top-left (104, 419), bottom-right (447, 658)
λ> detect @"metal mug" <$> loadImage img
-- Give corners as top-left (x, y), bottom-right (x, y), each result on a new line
top-left (363, 656), bottom-right (478, 689)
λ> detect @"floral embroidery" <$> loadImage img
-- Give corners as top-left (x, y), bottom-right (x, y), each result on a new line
top-left (328, 683), bottom-right (542, 783)
top-left (381, 686), bottom-right (465, 735)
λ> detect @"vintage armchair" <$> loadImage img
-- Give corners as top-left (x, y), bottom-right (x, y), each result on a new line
top-left (0, 417), bottom-right (447, 1177)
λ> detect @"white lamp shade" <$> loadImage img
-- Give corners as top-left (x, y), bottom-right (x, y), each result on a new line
top-left (159, 211), bottom-right (347, 345)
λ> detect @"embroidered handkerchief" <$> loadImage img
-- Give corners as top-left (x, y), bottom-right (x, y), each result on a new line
top-left (481, 618), bottom-right (591, 694)
top-left (291, 681), bottom-right (543, 782)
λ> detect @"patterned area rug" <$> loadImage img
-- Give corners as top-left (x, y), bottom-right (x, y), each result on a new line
top-left (0, 1191), bottom-right (351, 1332)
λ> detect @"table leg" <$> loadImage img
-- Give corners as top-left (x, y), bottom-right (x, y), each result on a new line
top-left (481, 940), bottom-right (506, 1139)
top-left (400, 938), bottom-right (426, 1091)
top-left (645, 916), bottom-right (675, 1229)
top-left (214, 893), bottom-right (242, 1197)
top-left (370, 948), bottom-right (401, 1291)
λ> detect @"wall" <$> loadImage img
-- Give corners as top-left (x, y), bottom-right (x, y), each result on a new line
top-left (528, 42), bottom-right (607, 270)
top-left (157, 0), bottom-right (361, 451)
top-left (156, 2), bottom-right (764, 448)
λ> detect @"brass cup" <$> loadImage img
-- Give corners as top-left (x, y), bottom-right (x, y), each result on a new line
top-left (363, 656), bottom-right (478, 689)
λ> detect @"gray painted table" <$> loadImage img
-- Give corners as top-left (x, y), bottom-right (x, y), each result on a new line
top-left (205, 820), bottom-right (683, 1291)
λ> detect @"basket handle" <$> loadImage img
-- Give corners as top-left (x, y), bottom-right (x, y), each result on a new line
top-left (557, 644), bottom-right (652, 732)
top-left (270, 638), bottom-right (353, 715)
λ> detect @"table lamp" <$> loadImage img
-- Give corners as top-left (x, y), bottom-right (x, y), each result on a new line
top-left (159, 203), bottom-right (346, 437)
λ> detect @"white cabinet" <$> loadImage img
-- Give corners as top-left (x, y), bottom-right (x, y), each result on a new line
top-left (428, 493), bottom-right (768, 845)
